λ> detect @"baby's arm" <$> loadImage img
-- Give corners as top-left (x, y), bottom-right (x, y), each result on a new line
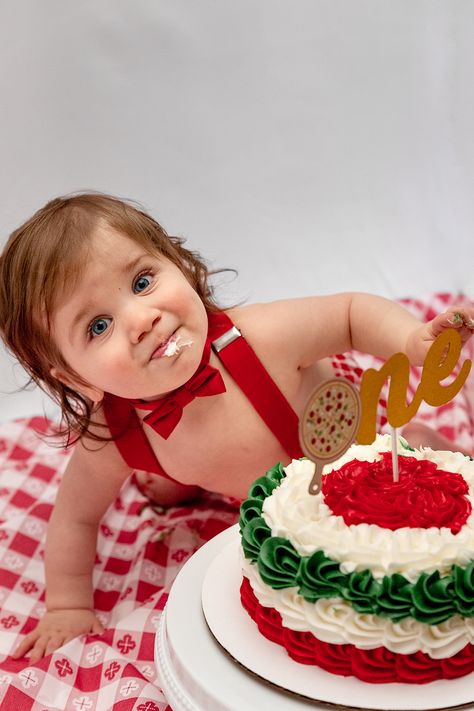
top-left (326, 294), bottom-right (474, 365)
top-left (336, 296), bottom-right (474, 365)
top-left (239, 294), bottom-right (474, 369)
top-left (12, 432), bottom-right (132, 662)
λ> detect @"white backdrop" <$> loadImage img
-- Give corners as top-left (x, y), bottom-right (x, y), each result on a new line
top-left (1, 0), bottom-right (473, 422)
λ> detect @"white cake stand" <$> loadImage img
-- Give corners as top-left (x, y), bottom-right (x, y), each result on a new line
top-left (155, 524), bottom-right (474, 711)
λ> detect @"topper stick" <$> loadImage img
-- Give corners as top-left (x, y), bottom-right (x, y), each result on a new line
top-left (391, 426), bottom-right (399, 482)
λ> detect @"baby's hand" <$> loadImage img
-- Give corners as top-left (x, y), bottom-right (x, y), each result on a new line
top-left (406, 305), bottom-right (474, 365)
top-left (12, 608), bottom-right (104, 663)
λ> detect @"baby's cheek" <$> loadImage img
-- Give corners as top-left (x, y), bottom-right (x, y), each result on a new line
top-left (106, 352), bottom-right (134, 374)
top-left (93, 346), bottom-right (129, 379)
top-left (169, 283), bottom-right (197, 309)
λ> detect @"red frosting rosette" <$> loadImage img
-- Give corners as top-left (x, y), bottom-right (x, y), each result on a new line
top-left (322, 452), bottom-right (471, 533)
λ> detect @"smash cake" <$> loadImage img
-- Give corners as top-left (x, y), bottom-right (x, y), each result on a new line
top-left (239, 434), bottom-right (474, 684)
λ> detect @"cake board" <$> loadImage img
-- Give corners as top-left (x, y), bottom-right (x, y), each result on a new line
top-left (155, 524), bottom-right (474, 711)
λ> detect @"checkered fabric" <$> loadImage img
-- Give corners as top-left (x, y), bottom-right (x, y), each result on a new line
top-left (0, 421), bottom-right (239, 711)
top-left (0, 293), bottom-right (472, 710)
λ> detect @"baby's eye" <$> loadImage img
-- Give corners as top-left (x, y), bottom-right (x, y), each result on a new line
top-left (133, 273), bottom-right (153, 293)
top-left (89, 317), bottom-right (111, 338)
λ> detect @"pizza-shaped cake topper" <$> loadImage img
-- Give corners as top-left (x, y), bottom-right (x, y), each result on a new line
top-left (299, 378), bottom-right (361, 495)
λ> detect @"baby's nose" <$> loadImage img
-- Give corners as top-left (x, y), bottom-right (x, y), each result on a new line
top-left (128, 306), bottom-right (161, 343)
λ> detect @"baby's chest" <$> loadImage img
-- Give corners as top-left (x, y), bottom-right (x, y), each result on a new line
top-left (138, 358), bottom-right (333, 498)
top-left (141, 386), bottom-right (288, 496)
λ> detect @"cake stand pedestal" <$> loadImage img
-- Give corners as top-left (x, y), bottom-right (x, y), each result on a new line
top-left (156, 525), bottom-right (317, 711)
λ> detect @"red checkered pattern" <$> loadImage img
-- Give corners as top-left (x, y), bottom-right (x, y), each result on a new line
top-left (0, 419), bottom-right (239, 710)
top-left (0, 293), bottom-right (472, 709)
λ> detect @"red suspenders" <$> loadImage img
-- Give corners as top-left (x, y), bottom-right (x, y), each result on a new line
top-left (103, 310), bottom-right (303, 478)
top-left (209, 311), bottom-right (303, 460)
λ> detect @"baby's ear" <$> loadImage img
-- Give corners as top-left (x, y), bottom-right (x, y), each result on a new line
top-left (50, 367), bottom-right (104, 404)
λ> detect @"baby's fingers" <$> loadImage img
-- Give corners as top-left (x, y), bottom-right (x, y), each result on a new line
top-left (44, 633), bottom-right (68, 658)
top-left (29, 633), bottom-right (67, 662)
top-left (12, 630), bottom-right (40, 660)
top-left (430, 307), bottom-right (474, 338)
top-left (14, 631), bottom-right (66, 663)
top-left (92, 618), bottom-right (104, 635)
top-left (28, 636), bottom-right (50, 664)
top-left (447, 307), bottom-right (474, 330)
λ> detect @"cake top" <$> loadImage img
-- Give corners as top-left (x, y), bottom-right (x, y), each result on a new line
top-left (322, 449), bottom-right (471, 533)
top-left (240, 434), bottom-right (474, 581)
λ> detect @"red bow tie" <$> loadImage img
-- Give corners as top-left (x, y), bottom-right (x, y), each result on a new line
top-left (130, 340), bottom-right (226, 439)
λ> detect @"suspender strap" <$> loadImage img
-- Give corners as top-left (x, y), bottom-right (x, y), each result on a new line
top-left (208, 311), bottom-right (303, 460)
top-left (102, 392), bottom-right (175, 480)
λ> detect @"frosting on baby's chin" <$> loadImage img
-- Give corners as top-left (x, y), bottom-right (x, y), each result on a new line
top-left (163, 335), bottom-right (193, 357)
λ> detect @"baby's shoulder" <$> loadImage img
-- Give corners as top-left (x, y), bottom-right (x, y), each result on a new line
top-left (224, 295), bottom-right (347, 369)
top-left (66, 407), bottom-right (132, 481)
top-left (227, 297), bottom-right (298, 318)
top-left (224, 300), bottom-right (308, 363)
top-left (225, 301), bottom-right (286, 338)
top-left (226, 298), bottom-right (310, 333)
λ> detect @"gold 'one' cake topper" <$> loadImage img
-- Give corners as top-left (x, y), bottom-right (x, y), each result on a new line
top-left (300, 328), bottom-right (472, 496)
top-left (357, 328), bottom-right (471, 444)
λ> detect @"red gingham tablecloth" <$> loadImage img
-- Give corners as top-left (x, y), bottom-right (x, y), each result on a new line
top-left (0, 293), bottom-right (472, 710)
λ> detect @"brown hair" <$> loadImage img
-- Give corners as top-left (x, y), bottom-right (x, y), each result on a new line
top-left (0, 192), bottom-right (225, 444)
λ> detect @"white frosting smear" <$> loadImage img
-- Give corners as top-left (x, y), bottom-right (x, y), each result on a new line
top-left (242, 556), bottom-right (474, 658)
top-left (163, 335), bottom-right (193, 357)
top-left (261, 434), bottom-right (474, 581)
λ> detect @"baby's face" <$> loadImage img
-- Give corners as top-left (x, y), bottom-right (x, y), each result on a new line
top-left (49, 224), bottom-right (208, 402)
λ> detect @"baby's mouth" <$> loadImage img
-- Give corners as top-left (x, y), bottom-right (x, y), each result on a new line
top-left (151, 333), bottom-right (193, 359)
top-left (150, 333), bottom-right (176, 359)
top-left (163, 334), bottom-right (193, 357)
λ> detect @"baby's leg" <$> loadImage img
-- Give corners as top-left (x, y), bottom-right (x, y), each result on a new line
top-left (135, 471), bottom-right (202, 507)
top-left (401, 422), bottom-right (473, 456)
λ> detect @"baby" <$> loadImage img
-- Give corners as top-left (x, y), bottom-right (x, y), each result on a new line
top-left (1, 192), bottom-right (473, 662)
